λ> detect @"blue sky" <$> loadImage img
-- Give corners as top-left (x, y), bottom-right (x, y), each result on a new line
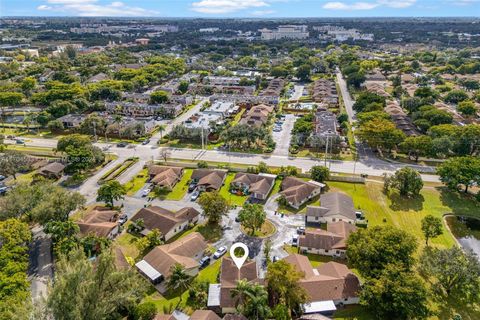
top-left (1, 0), bottom-right (479, 17)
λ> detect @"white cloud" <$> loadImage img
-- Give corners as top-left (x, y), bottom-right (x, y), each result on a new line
top-left (251, 9), bottom-right (276, 15)
top-left (323, 0), bottom-right (416, 10)
top-left (37, 0), bottom-right (155, 16)
top-left (191, 0), bottom-right (270, 14)
top-left (323, 2), bottom-right (379, 10)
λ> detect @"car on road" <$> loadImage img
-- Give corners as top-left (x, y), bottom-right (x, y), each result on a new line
top-left (141, 188), bottom-right (151, 197)
top-left (190, 189), bottom-right (200, 201)
top-left (188, 182), bottom-right (198, 192)
top-left (141, 139), bottom-right (150, 145)
top-left (296, 226), bottom-right (305, 235)
top-left (213, 246), bottom-right (227, 259)
top-left (199, 256), bottom-right (211, 269)
top-left (118, 213), bottom-right (128, 226)
top-left (16, 139), bottom-right (25, 144)
top-left (292, 235), bottom-right (299, 247)
top-left (116, 142), bottom-right (128, 147)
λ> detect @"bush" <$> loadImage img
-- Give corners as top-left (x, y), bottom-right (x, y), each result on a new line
top-left (197, 161), bottom-right (208, 168)
top-left (134, 301), bottom-right (157, 320)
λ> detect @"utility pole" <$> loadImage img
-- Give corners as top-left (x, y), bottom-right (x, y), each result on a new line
top-left (92, 120), bottom-right (97, 142)
top-left (324, 136), bottom-right (329, 167)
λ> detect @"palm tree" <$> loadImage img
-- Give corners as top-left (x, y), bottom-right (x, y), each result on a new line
top-left (166, 263), bottom-right (192, 305)
top-left (232, 280), bottom-right (270, 320)
top-left (158, 124), bottom-right (166, 141)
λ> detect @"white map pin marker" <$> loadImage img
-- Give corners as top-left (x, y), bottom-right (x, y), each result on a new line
top-left (230, 242), bottom-right (249, 270)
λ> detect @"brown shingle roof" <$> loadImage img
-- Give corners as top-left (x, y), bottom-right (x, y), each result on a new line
top-left (76, 206), bottom-right (119, 238)
top-left (220, 257), bottom-right (259, 308)
top-left (231, 173), bottom-right (275, 196)
top-left (280, 177), bottom-right (320, 206)
top-left (283, 254), bottom-right (360, 302)
top-left (306, 192), bottom-right (356, 221)
top-left (191, 169), bottom-right (227, 191)
top-left (149, 165), bottom-right (183, 188)
top-left (130, 206), bottom-right (200, 236)
top-left (39, 162), bottom-right (65, 175)
top-left (190, 310), bottom-right (221, 320)
top-left (299, 222), bottom-right (357, 251)
top-left (142, 232), bottom-right (207, 278)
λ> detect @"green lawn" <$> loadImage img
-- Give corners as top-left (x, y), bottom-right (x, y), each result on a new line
top-left (123, 168), bottom-right (148, 196)
top-left (283, 244), bottom-right (341, 268)
top-left (144, 258), bottom-right (222, 313)
top-left (278, 195), bottom-right (320, 215)
top-left (218, 173), bottom-right (248, 207)
top-left (165, 169), bottom-right (193, 200)
top-left (328, 181), bottom-right (480, 251)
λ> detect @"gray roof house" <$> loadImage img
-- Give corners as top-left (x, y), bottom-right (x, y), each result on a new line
top-left (306, 192), bottom-right (356, 225)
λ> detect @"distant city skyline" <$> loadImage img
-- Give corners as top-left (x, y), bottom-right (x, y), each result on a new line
top-left (1, 0), bottom-right (480, 18)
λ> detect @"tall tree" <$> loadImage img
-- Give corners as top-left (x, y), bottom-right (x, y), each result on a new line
top-left (45, 247), bottom-right (145, 320)
top-left (399, 136), bottom-right (433, 162)
top-left (347, 226), bottom-right (417, 278)
top-left (166, 263), bottom-right (192, 304)
top-left (420, 215), bottom-right (443, 246)
top-left (238, 203), bottom-right (266, 236)
top-left (0, 150), bottom-right (29, 180)
top-left (419, 247), bottom-right (480, 303)
top-left (232, 280), bottom-right (271, 320)
top-left (96, 180), bottom-right (126, 208)
top-left (309, 165), bottom-right (330, 183)
top-left (266, 260), bottom-right (308, 317)
top-left (437, 156), bottom-right (480, 193)
top-left (356, 118), bottom-right (405, 153)
top-left (360, 263), bottom-right (430, 320)
top-left (198, 191), bottom-right (229, 225)
top-left (384, 167), bottom-right (423, 198)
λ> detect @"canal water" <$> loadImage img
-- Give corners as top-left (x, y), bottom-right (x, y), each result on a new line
top-left (445, 215), bottom-right (480, 259)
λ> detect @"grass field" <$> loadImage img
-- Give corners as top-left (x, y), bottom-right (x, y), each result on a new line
top-left (328, 181), bottom-right (480, 250)
top-left (240, 219), bottom-right (276, 238)
top-left (143, 258), bottom-right (222, 313)
top-left (165, 169), bottom-right (193, 200)
top-left (123, 168), bottom-right (149, 196)
top-left (218, 173), bottom-right (248, 207)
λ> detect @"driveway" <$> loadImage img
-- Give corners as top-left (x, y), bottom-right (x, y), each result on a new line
top-left (272, 114), bottom-right (295, 156)
top-left (28, 226), bottom-right (53, 301)
top-left (290, 84), bottom-right (305, 101)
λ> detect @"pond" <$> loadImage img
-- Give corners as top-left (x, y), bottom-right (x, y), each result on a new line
top-left (445, 215), bottom-right (480, 259)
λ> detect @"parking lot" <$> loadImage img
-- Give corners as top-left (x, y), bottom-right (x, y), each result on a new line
top-left (272, 114), bottom-right (295, 156)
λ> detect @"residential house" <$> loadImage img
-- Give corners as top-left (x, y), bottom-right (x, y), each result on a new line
top-left (136, 232), bottom-right (207, 286)
top-left (57, 114), bottom-right (84, 129)
top-left (311, 79), bottom-right (338, 106)
top-left (203, 101), bottom-right (239, 118)
top-left (76, 206), bottom-right (120, 239)
top-left (299, 221), bottom-right (357, 257)
top-left (130, 206), bottom-right (200, 241)
top-left (280, 177), bottom-right (323, 209)
top-left (314, 107), bottom-right (339, 138)
top-left (259, 78), bottom-right (285, 97)
top-left (365, 82), bottom-right (389, 98)
top-left (306, 192), bottom-right (356, 225)
top-left (207, 257), bottom-right (259, 314)
top-left (148, 165), bottom-right (184, 190)
top-left (283, 254), bottom-right (360, 315)
top-left (191, 169), bottom-right (227, 191)
top-left (184, 112), bottom-right (224, 131)
top-left (239, 104), bottom-right (274, 127)
top-left (190, 310), bottom-right (221, 320)
top-left (209, 94), bottom-right (279, 108)
top-left (87, 72), bottom-right (108, 83)
top-left (230, 173), bottom-right (276, 200)
top-left (37, 162), bottom-right (65, 179)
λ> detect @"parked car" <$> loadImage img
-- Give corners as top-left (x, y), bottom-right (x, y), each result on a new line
top-left (116, 142), bottom-right (128, 147)
top-left (0, 175), bottom-right (5, 181)
top-left (188, 182), bottom-right (197, 192)
top-left (272, 256), bottom-right (280, 262)
top-left (292, 235), bottom-right (299, 247)
top-left (190, 189), bottom-right (200, 201)
top-left (118, 214), bottom-right (128, 226)
top-left (199, 256), bottom-right (211, 269)
top-left (141, 188), bottom-right (151, 197)
top-left (213, 246), bottom-right (227, 259)
top-left (0, 186), bottom-right (8, 196)
top-left (355, 211), bottom-right (365, 220)
top-left (296, 226), bottom-right (305, 235)
top-left (141, 139), bottom-right (150, 145)
top-left (273, 127), bottom-right (282, 132)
